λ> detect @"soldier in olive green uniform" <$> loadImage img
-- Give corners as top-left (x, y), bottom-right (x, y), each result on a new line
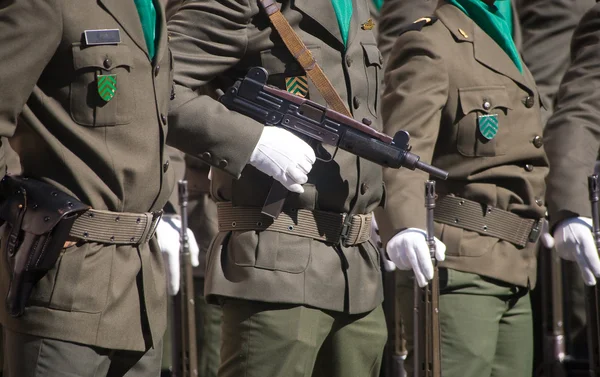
top-left (544, 0), bottom-right (600, 338)
top-left (515, 0), bottom-right (596, 361)
top-left (168, 0), bottom-right (388, 376)
top-left (0, 0), bottom-right (175, 375)
top-left (377, 1), bottom-right (548, 377)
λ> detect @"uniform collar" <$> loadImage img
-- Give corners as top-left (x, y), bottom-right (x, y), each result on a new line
top-left (436, 2), bottom-right (532, 92)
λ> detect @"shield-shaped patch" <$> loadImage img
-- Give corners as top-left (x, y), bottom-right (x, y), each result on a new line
top-left (478, 114), bottom-right (499, 140)
top-left (285, 75), bottom-right (308, 98)
top-left (97, 74), bottom-right (117, 102)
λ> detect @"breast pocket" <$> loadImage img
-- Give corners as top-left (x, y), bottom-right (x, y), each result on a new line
top-left (457, 86), bottom-right (511, 157)
top-left (361, 43), bottom-right (382, 119)
top-left (70, 44), bottom-right (136, 127)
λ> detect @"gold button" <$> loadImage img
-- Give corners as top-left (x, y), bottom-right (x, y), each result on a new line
top-left (525, 164), bottom-right (534, 172)
top-left (161, 114), bottom-right (167, 125)
top-left (103, 58), bottom-right (112, 69)
top-left (535, 198), bottom-right (543, 206)
top-left (483, 100), bottom-right (491, 111)
top-left (163, 160), bottom-right (169, 173)
top-left (532, 136), bottom-right (543, 148)
top-left (218, 159), bottom-right (228, 168)
top-left (201, 152), bottom-right (212, 160)
top-left (154, 65), bottom-right (160, 76)
top-left (353, 96), bottom-right (361, 109)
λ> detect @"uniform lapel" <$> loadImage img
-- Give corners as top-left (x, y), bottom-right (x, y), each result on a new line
top-left (473, 26), bottom-right (531, 91)
top-left (293, 0), bottom-right (344, 47)
top-left (153, 0), bottom-right (167, 64)
top-left (98, 0), bottom-right (150, 59)
top-left (346, 0), bottom-right (362, 48)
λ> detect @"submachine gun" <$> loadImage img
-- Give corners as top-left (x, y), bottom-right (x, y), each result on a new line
top-left (413, 181), bottom-right (442, 377)
top-left (219, 67), bottom-right (449, 218)
top-left (586, 174), bottom-right (600, 377)
top-left (171, 180), bottom-right (198, 377)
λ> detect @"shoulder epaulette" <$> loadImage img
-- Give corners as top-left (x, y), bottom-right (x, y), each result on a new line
top-left (397, 16), bottom-right (438, 36)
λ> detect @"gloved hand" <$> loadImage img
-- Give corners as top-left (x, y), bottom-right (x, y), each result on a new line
top-left (371, 216), bottom-right (396, 271)
top-left (554, 216), bottom-right (600, 286)
top-left (386, 228), bottom-right (446, 287)
top-left (540, 218), bottom-right (555, 249)
top-left (249, 127), bottom-right (316, 194)
top-left (156, 215), bottom-right (200, 295)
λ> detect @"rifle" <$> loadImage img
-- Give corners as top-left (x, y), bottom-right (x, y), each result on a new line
top-left (171, 180), bottom-right (198, 377)
top-left (413, 180), bottom-right (441, 377)
top-left (536, 229), bottom-right (567, 377)
top-left (587, 174), bottom-right (600, 377)
top-left (219, 67), bottom-right (449, 218)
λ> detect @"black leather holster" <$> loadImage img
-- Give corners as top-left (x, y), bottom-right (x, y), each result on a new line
top-left (0, 176), bottom-right (89, 317)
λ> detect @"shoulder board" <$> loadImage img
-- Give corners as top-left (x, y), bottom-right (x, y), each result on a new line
top-left (397, 16), bottom-right (438, 36)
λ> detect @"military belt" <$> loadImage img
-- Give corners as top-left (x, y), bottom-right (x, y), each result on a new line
top-left (69, 209), bottom-right (163, 245)
top-left (217, 202), bottom-right (372, 247)
top-left (434, 196), bottom-right (541, 248)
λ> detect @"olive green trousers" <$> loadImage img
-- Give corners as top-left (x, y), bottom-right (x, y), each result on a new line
top-left (398, 269), bottom-right (533, 377)
top-left (218, 300), bottom-right (388, 377)
top-left (3, 328), bottom-right (162, 377)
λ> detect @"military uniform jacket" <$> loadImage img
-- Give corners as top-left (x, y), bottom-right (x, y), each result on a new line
top-left (377, 3), bottom-right (548, 288)
top-left (0, 0), bottom-right (173, 351)
top-left (167, 0), bottom-right (385, 314)
top-left (545, 4), bottom-right (600, 228)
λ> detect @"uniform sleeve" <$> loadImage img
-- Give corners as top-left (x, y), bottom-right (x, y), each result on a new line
top-left (0, 0), bottom-right (62, 176)
top-left (376, 29), bottom-right (449, 244)
top-left (544, 4), bottom-right (600, 228)
top-left (377, 0), bottom-right (437, 65)
top-left (166, 0), bottom-right (264, 178)
top-left (516, 0), bottom-right (595, 124)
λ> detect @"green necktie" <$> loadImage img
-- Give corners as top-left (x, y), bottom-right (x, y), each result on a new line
top-left (134, 0), bottom-right (157, 60)
top-left (331, 0), bottom-right (353, 47)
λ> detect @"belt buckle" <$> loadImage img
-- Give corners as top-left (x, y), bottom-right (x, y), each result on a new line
top-left (339, 214), bottom-right (352, 247)
top-left (528, 218), bottom-right (543, 243)
top-left (143, 210), bottom-right (163, 244)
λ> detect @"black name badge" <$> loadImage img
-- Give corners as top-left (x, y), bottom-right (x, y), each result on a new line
top-left (84, 29), bottom-right (121, 46)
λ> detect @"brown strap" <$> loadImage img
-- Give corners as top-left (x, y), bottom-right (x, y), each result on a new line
top-left (217, 202), bottom-right (372, 246)
top-left (70, 209), bottom-right (162, 245)
top-left (257, 0), bottom-right (352, 117)
top-left (433, 196), bottom-right (540, 247)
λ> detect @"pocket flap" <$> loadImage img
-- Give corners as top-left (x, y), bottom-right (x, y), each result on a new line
top-left (72, 44), bottom-right (134, 71)
top-left (361, 43), bottom-right (382, 68)
top-left (458, 86), bottom-right (512, 115)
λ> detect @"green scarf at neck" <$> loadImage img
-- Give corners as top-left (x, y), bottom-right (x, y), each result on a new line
top-left (446, 0), bottom-right (522, 73)
top-left (134, 0), bottom-right (157, 60)
top-left (331, 0), bottom-right (353, 47)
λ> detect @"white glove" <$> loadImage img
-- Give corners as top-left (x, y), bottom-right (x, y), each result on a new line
top-left (386, 228), bottom-right (446, 287)
top-left (371, 216), bottom-right (396, 271)
top-left (156, 216), bottom-right (200, 295)
top-left (249, 127), bottom-right (316, 194)
top-left (540, 218), bottom-right (555, 249)
top-left (554, 217), bottom-right (600, 286)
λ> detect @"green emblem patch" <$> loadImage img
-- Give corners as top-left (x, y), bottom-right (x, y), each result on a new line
top-left (97, 74), bottom-right (117, 102)
top-left (478, 114), bottom-right (499, 140)
top-left (285, 75), bottom-right (308, 98)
